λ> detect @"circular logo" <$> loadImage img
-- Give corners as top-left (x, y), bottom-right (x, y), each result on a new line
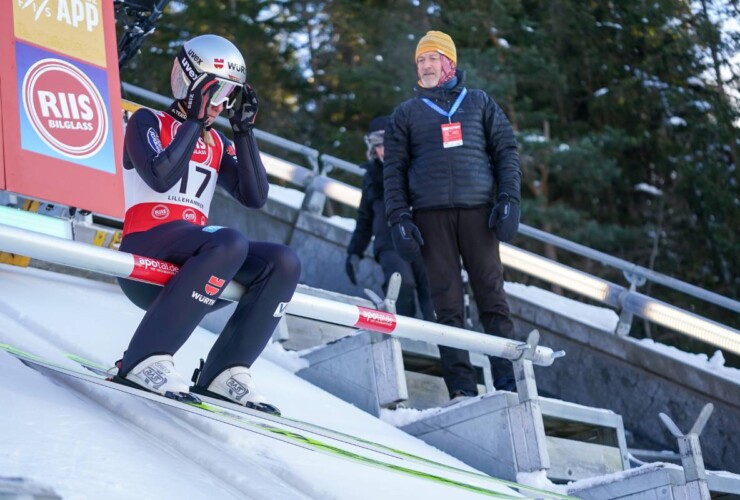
top-left (151, 204), bottom-right (170, 219)
top-left (182, 208), bottom-right (196, 222)
top-left (22, 58), bottom-right (108, 159)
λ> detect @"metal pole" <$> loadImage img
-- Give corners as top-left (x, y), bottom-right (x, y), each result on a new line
top-left (518, 223), bottom-right (740, 314)
top-left (0, 224), bottom-right (560, 366)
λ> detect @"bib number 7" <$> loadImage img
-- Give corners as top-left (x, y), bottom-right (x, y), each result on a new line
top-left (179, 166), bottom-right (212, 198)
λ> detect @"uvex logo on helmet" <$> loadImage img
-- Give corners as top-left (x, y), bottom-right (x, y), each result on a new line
top-left (187, 49), bottom-right (203, 65)
top-left (179, 54), bottom-right (199, 81)
top-left (22, 58), bottom-right (108, 159)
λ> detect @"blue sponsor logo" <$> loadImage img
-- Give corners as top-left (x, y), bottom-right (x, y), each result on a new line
top-left (273, 302), bottom-right (289, 317)
top-left (147, 128), bottom-right (164, 153)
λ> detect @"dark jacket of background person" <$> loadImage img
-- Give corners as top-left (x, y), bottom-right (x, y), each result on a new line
top-left (384, 70), bottom-right (520, 225)
top-left (347, 156), bottom-right (435, 321)
top-left (347, 158), bottom-right (394, 259)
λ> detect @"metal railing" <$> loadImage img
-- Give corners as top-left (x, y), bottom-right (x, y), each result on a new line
top-left (0, 223), bottom-right (561, 366)
top-left (516, 224), bottom-right (739, 314)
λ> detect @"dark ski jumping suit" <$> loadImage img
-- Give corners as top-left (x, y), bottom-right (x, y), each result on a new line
top-left (117, 103), bottom-right (300, 388)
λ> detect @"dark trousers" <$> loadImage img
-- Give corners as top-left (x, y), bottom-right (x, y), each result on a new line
top-left (415, 207), bottom-right (516, 395)
top-left (377, 250), bottom-right (435, 321)
top-left (117, 220), bottom-right (301, 386)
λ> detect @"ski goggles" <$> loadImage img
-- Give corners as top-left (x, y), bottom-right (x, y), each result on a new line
top-left (211, 78), bottom-right (241, 109)
top-left (364, 130), bottom-right (385, 148)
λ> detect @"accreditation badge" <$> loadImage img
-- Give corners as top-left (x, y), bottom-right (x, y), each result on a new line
top-left (441, 122), bottom-right (463, 148)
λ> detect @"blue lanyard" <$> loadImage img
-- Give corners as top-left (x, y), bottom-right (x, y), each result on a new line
top-left (421, 88), bottom-right (468, 123)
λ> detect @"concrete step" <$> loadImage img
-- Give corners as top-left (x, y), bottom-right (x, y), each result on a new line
top-left (400, 391), bottom-right (630, 483)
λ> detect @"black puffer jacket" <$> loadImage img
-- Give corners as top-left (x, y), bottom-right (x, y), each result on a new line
top-left (347, 159), bottom-right (394, 258)
top-left (384, 71), bottom-right (521, 225)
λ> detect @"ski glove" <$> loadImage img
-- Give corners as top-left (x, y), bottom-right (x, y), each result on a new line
top-left (391, 215), bottom-right (424, 262)
top-left (488, 193), bottom-right (520, 243)
top-left (228, 84), bottom-right (259, 134)
top-left (185, 73), bottom-right (219, 122)
top-left (345, 254), bottom-right (361, 285)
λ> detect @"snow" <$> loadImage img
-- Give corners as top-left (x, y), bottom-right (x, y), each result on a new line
top-left (637, 338), bottom-right (739, 383)
top-left (522, 133), bottom-right (548, 143)
top-left (594, 87), bottom-right (609, 97)
top-left (504, 282), bottom-right (620, 333)
top-left (596, 21), bottom-right (623, 30)
top-left (0, 264), bottom-right (525, 500)
top-left (691, 100), bottom-right (712, 111)
top-left (325, 215), bottom-right (357, 231)
top-left (667, 116), bottom-right (687, 127)
top-left (517, 470), bottom-right (568, 494)
top-left (635, 182), bottom-right (664, 196)
top-left (1, 254), bottom-right (737, 498)
top-left (266, 183), bottom-right (304, 209)
top-left (380, 406), bottom-right (445, 427)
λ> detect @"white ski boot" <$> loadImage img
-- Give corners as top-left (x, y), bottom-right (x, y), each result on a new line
top-left (123, 354), bottom-right (191, 396)
top-left (191, 362), bottom-right (281, 414)
top-left (206, 366), bottom-right (267, 406)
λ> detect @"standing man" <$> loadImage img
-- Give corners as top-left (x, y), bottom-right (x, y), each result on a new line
top-left (384, 31), bottom-right (522, 401)
top-left (116, 34), bottom-right (300, 414)
top-left (346, 117), bottom-right (434, 321)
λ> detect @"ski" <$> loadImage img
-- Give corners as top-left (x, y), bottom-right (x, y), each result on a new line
top-left (66, 352), bottom-right (575, 499)
top-left (2, 344), bottom-right (574, 499)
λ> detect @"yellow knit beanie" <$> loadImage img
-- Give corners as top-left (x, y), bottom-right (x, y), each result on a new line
top-left (415, 31), bottom-right (457, 65)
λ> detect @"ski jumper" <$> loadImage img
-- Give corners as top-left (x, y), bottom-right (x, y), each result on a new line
top-left (117, 105), bottom-right (301, 387)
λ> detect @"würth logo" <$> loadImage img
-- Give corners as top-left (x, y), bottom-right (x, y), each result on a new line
top-left (213, 58), bottom-right (224, 69)
top-left (205, 275), bottom-right (225, 296)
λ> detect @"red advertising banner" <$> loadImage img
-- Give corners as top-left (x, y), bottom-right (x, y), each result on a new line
top-left (0, 1), bottom-right (124, 218)
top-left (0, 76), bottom-right (5, 190)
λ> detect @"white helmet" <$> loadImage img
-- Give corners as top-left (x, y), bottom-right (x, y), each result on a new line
top-left (171, 34), bottom-right (246, 108)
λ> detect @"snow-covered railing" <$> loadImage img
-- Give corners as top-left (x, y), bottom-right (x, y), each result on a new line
top-left (500, 244), bottom-right (740, 355)
top-left (0, 223), bottom-right (561, 367)
top-left (516, 224), bottom-right (739, 315)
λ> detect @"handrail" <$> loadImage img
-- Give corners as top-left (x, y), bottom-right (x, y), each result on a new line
top-left (517, 224), bottom-right (740, 314)
top-left (498, 243), bottom-right (740, 355)
top-left (320, 153), bottom-right (366, 177)
top-left (0, 223), bottom-right (560, 366)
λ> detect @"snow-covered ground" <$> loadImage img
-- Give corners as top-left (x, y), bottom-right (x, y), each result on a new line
top-left (0, 263), bottom-right (535, 500)
top-left (2, 259), bottom-right (737, 499)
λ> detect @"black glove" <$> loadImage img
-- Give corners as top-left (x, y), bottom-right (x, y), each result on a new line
top-left (391, 214), bottom-right (424, 262)
top-left (184, 73), bottom-right (219, 122)
top-left (488, 193), bottom-right (520, 242)
top-left (345, 254), bottom-right (361, 285)
top-left (228, 84), bottom-right (259, 134)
